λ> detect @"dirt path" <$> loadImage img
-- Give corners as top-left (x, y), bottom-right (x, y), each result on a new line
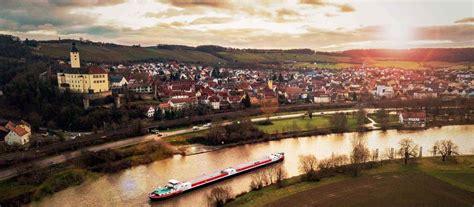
top-left (266, 172), bottom-right (474, 207)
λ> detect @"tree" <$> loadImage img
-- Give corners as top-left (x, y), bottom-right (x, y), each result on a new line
top-left (356, 108), bottom-right (367, 129)
top-left (330, 113), bottom-right (348, 132)
top-left (274, 165), bottom-right (288, 188)
top-left (241, 93), bottom-right (251, 108)
top-left (376, 108), bottom-right (389, 129)
top-left (433, 140), bottom-right (459, 161)
top-left (398, 138), bottom-right (419, 165)
top-left (250, 170), bottom-right (269, 190)
top-left (350, 137), bottom-right (370, 176)
top-left (207, 186), bottom-right (232, 207)
top-left (298, 154), bottom-right (319, 181)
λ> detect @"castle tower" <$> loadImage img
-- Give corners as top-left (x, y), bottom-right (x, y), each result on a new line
top-left (70, 42), bottom-right (80, 68)
top-left (267, 79), bottom-right (273, 89)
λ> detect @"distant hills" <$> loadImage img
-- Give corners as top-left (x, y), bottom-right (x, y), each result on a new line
top-left (37, 39), bottom-right (474, 67)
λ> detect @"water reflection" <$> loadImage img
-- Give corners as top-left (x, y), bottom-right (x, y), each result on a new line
top-left (33, 125), bottom-right (474, 207)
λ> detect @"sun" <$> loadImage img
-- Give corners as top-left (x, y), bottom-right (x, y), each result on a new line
top-left (383, 24), bottom-right (413, 48)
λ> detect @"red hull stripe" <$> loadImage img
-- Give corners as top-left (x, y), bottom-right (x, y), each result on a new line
top-left (192, 172), bottom-right (229, 187)
top-left (237, 159), bottom-right (272, 171)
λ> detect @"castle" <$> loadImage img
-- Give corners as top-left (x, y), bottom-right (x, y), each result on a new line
top-left (57, 43), bottom-right (110, 94)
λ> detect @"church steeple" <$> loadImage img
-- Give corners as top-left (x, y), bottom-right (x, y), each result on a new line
top-left (70, 42), bottom-right (80, 68)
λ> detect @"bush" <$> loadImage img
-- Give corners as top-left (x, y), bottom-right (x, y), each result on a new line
top-left (32, 169), bottom-right (87, 200)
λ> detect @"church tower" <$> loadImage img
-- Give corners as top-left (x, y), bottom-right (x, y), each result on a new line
top-left (70, 42), bottom-right (80, 68)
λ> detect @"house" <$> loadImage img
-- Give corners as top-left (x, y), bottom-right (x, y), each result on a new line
top-left (313, 92), bottom-right (331, 103)
top-left (375, 85), bottom-right (394, 98)
top-left (3, 121), bottom-right (31, 145)
top-left (109, 74), bottom-right (128, 88)
top-left (145, 106), bottom-right (155, 118)
top-left (285, 87), bottom-right (303, 103)
top-left (208, 96), bottom-right (221, 110)
top-left (169, 97), bottom-right (196, 110)
top-left (399, 111), bottom-right (426, 128)
top-left (128, 82), bottom-right (153, 93)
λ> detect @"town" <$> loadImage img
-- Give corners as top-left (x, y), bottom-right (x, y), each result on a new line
top-left (0, 0), bottom-right (473, 205)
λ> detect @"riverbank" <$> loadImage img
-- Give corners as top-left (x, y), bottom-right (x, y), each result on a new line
top-left (0, 140), bottom-right (178, 206)
top-left (226, 155), bottom-right (474, 207)
top-left (179, 119), bottom-right (473, 156)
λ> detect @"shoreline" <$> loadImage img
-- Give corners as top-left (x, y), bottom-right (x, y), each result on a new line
top-left (182, 122), bottom-right (474, 156)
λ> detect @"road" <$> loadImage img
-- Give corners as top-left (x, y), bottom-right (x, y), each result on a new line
top-left (0, 108), bottom-right (387, 181)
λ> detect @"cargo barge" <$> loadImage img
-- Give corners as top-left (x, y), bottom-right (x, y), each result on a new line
top-left (149, 152), bottom-right (285, 200)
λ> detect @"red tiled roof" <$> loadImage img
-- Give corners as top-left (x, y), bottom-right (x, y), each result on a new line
top-left (401, 111), bottom-right (426, 119)
top-left (87, 66), bottom-right (107, 74)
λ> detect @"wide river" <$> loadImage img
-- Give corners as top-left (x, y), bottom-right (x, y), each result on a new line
top-left (33, 125), bottom-right (474, 207)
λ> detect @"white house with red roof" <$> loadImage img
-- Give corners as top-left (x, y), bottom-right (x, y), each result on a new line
top-left (399, 111), bottom-right (426, 128)
top-left (3, 120), bottom-right (31, 145)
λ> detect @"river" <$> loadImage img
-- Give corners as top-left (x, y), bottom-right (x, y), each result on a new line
top-left (32, 125), bottom-right (474, 207)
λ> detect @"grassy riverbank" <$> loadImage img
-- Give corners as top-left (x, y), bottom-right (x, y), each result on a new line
top-left (226, 156), bottom-right (474, 207)
top-left (0, 140), bottom-right (177, 206)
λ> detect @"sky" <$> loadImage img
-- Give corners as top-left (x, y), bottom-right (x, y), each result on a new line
top-left (0, 0), bottom-right (473, 51)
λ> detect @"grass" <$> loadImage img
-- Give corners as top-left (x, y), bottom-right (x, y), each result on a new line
top-left (416, 156), bottom-right (474, 192)
top-left (256, 114), bottom-right (362, 134)
top-left (227, 155), bottom-right (474, 207)
top-left (0, 167), bottom-right (98, 204)
top-left (32, 169), bottom-right (95, 200)
top-left (227, 175), bottom-right (349, 207)
top-left (164, 130), bottom-right (207, 145)
top-left (256, 116), bottom-right (330, 134)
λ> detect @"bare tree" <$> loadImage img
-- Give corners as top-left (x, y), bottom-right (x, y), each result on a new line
top-left (318, 153), bottom-right (349, 175)
top-left (273, 165), bottom-right (288, 188)
top-left (398, 138), bottom-right (419, 165)
top-left (382, 147), bottom-right (395, 161)
top-left (298, 154), bottom-right (319, 181)
top-left (250, 170), bottom-right (269, 190)
top-left (350, 137), bottom-right (370, 176)
top-left (433, 140), bottom-right (460, 161)
top-left (207, 186), bottom-right (233, 207)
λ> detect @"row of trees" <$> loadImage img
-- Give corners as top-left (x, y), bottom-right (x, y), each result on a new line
top-left (298, 137), bottom-right (461, 180)
top-left (198, 119), bottom-right (265, 145)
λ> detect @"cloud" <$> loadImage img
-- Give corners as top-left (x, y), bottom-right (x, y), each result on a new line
top-left (414, 24), bottom-right (474, 41)
top-left (162, 0), bottom-right (230, 8)
top-left (338, 4), bottom-right (355, 13)
top-left (299, 0), bottom-right (326, 6)
top-left (455, 17), bottom-right (474, 24)
top-left (190, 17), bottom-right (234, 25)
top-left (300, 0), bottom-right (355, 13)
top-left (48, 0), bottom-right (127, 7)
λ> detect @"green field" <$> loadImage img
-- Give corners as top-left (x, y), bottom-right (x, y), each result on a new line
top-left (256, 116), bottom-right (330, 134)
top-left (257, 114), bottom-right (360, 134)
top-left (227, 156), bottom-right (474, 207)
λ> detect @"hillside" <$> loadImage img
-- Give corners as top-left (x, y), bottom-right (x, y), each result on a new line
top-left (38, 42), bottom-right (353, 65)
top-left (36, 40), bottom-right (474, 70)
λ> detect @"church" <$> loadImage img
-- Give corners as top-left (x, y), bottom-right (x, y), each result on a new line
top-left (57, 42), bottom-right (110, 94)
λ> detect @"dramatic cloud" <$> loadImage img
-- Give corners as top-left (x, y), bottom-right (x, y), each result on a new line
top-left (455, 17), bottom-right (474, 23)
top-left (0, 0), bottom-right (472, 50)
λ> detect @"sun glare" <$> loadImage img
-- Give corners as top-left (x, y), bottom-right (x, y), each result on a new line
top-left (383, 24), bottom-right (413, 48)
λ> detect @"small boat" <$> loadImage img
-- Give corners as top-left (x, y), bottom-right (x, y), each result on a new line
top-left (149, 152), bottom-right (285, 200)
